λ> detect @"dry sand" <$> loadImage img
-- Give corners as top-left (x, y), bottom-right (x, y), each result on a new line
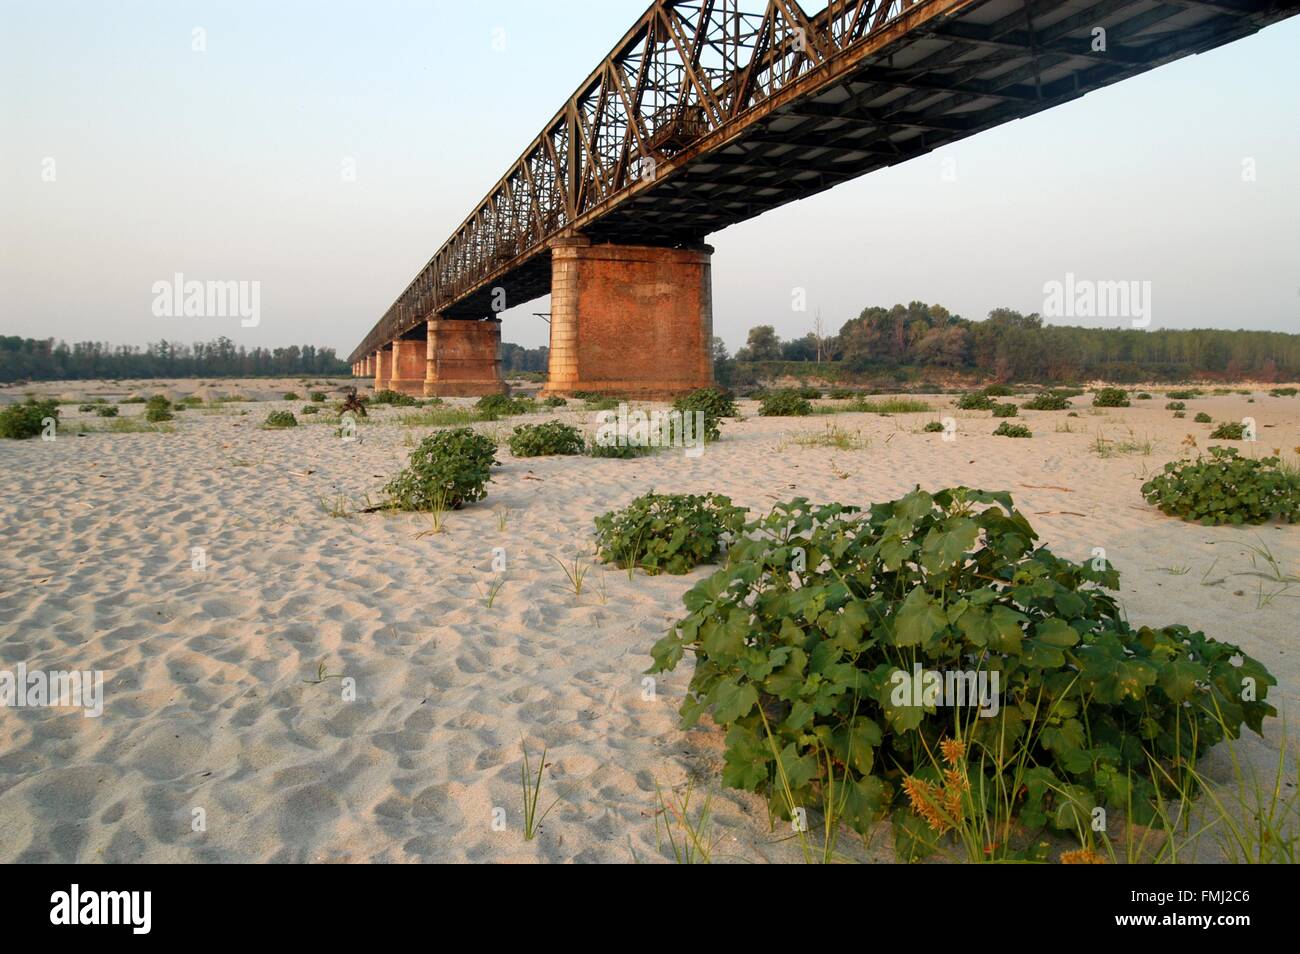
top-left (0, 378), bottom-right (1296, 863)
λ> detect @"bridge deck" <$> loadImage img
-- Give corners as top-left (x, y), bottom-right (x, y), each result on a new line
top-left (349, 0), bottom-right (1298, 364)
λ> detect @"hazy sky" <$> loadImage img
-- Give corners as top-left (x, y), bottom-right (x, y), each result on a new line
top-left (3, 1), bottom-right (1298, 357)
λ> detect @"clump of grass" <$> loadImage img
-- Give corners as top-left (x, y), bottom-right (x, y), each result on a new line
top-left (520, 739), bottom-right (559, 841)
top-left (398, 407), bottom-right (486, 427)
top-left (1091, 428), bottom-right (1154, 457)
top-left (788, 423), bottom-right (868, 450)
top-left (316, 492), bottom-right (353, 519)
top-left (652, 780), bottom-right (718, 864)
top-left (476, 576), bottom-right (506, 609)
top-left (550, 554), bottom-right (590, 597)
top-left (70, 418), bottom-right (175, 434)
top-left (852, 397), bottom-right (932, 414)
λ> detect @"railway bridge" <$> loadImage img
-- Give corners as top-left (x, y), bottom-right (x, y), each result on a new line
top-left (347, 0), bottom-right (1298, 397)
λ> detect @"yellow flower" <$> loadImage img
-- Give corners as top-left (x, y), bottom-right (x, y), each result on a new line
top-left (940, 738), bottom-right (967, 767)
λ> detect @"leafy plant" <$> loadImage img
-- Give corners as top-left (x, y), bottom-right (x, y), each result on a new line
top-left (759, 390), bottom-right (812, 417)
top-left (1269, 387), bottom-right (1297, 397)
top-left (1093, 388), bottom-right (1130, 408)
top-left (990, 403), bottom-right (1018, 418)
top-left (594, 491), bottom-right (746, 575)
top-left (922, 421), bottom-right (946, 433)
top-left (264, 409), bottom-right (297, 428)
top-left (96, 405), bottom-right (119, 418)
top-left (477, 393), bottom-right (532, 417)
top-left (1135, 392), bottom-right (1152, 400)
top-left (1166, 390), bottom-right (1199, 400)
top-left (673, 387), bottom-right (737, 442)
top-left (1194, 412), bottom-right (1212, 424)
top-left (301, 405), bottom-right (320, 415)
top-left (1210, 421), bottom-right (1245, 440)
top-left (1141, 447), bottom-right (1299, 525)
top-left (1165, 402), bottom-right (1186, 411)
top-left (648, 489), bottom-right (1277, 858)
top-left (371, 389), bottom-right (419, 406)
top-left (956, 392), bottom-right (995, 411)
top-left (309, 391), bottom-right (327, 402)
top-left (508, 421), bottom-right (584, 457)
top-left (797, 386), bottom-right (822, 400)
top-left (993, 421), bottom-right (1032, 438)
top-left (145, 396), bottom-right (174, 422)
top-left (382, 427), bottom-right (499, 510)
top-left (0, 399), bottom-right (58, 439)
top-left (1019, 395), bottom-right (1071, 413)
top-left (981, 384), bottom-right (1015, 397)
top-left (542, 395), bottom-right (568, 407)
top-left (283, 392), bottom-right (300, 401)
top-left (588, 439), bottom-right (657, 459)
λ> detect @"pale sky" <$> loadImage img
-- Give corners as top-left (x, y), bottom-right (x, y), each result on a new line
top-left (2, 1), bottom-right (1297, 356)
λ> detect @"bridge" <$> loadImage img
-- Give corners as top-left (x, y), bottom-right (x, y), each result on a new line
top-left (348, 0), bottom-right (1299, 397)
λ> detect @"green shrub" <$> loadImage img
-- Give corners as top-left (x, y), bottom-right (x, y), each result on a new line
top-left (1135, 392), bottom-right (1153, 400)
top-left (759, 390), bottom-right (812, 417)
top-left (1173, 411), bottom-right (1186, 419)
top-left (542, 395), bottom-right (568, 407)
top-left (1142, 447), bottom-right (1298, 525)
top-left (594, 492), bottom-right (746, 576)
top-left (77, 403), bottom-right (98, 413)
top-left (922, 421), bottom-right (946, 433)
top-left (1269, 387), bottom-right (1297, 397)
top-left (383, 427), bottom-right (498, 510)
top-left (145, 396), bottom-right (174, 423)
top-left (476, 393), bottom-right (532, 417)
top-left (0, 400), bottom-right (58, 439)
top-left (372, 389), bottom-right (419, 407)
top-left (508, 421), bottom-right (584, 457)
top-left (264, 410), bottom-right (297, 428)
top-left (797, 386), bottom-right (822, 400)
top-left (827, 388), bottom-right (856, 400)
top-left (1165, 402), bottom-right (1185, 411)
top-left (1022, 393), bottom-right (1071, 411)
top-left (283, 392), bottom-right (299, 401)
top-left (301, 405), bottom-right (320, 415)
top-left (1166, 390), bottom-right (1199, 400)
top-left (993, 421), bottom-right (1032, 438)
top-left (178, 395), bottom-right (203, 406)
top-left (981, 384), bottom-right (1015, 397)
top-left (1092, 388), bottom-right (1130, 408)
top-left (673, 387), bottom-right (737, 442)
top-left (309, 391), bottom-right (327, 402)
top-left (588, 440), bottom-right (658, 459)
top-left (96, 405), bottom-right (119, 418)
top-left (119, 396), bottom-right (146, 404)
top-left (648, 489), bottom-right (1277, 854)
top-left (1209, 421), bottom-right (1246, 440)
top-left (990, 403), bottom-right (1018, 418)
top-left (1194, 412), bottom-right (1212, 424)
top-left (956, 392), bottom-right (994, 411)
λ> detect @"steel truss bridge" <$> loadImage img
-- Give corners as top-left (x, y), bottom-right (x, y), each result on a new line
top-left (349, 0), bottom-right (1298, 365)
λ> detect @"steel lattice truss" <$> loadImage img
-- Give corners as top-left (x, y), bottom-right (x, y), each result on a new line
top-left (351, 0), bottom-right (1298, 362)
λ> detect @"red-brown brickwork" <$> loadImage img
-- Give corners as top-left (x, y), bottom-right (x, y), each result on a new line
top-left (543, 238), bottom-right (713, 399)
top-left (424, 317), bottom-right (504, 397)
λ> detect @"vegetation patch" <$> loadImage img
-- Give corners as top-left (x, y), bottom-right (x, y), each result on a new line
top-left (1165, 402), bottom-right (1185, 411)
top-left (264, 409), bottom-right (297, 428)
top-left (0, 399), bottom-right (58, 439)
top-left (594, 492), bottom-right (746, 575)
top-left (1142, 447), bottom-right (1299, 525)
top-left (383, 427), bottom-right (499, 510)
top-left (508, 421), bottom-right (585, 457)
top-left (145, 396), bottom-right (174, 422)
top-left (990, 402), bottom-right (1018, 418)
top-left (1092, 388), bottom-right (1130, 408)
top-left (1209, 422), bottom-right (1246, 440)
top-left (993, 421), bottom-right (1032, 438)
top-left (648, 489), bottom-right (1277, 859)
top-left (673, 387), bottom-right (738, 441)
top-left (1022, 393), bottom-right (1071, 411)
top-left (759, 390), bottom-right (813, 417)
top-left (852, 397), bottom-right (932, 414)
top-left (477, 393), bottom-right (534, 417)
top-left (955, 392), bottom-right (995, 411)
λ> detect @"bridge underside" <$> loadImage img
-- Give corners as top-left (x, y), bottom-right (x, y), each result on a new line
top-left (351, 0), bottom-right (1299, 397)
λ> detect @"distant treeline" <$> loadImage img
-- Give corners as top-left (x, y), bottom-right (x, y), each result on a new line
top-left (720, 303), bottom-right (1300, 385)
top-left (0, 336), bottom-right (349, 382)
top-left (500, 342), bottom-right (549, 373)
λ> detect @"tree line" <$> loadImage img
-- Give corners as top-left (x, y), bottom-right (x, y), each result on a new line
top-left (721, 302), bottom-right (1300, 384)
top-left (0, 336), bottom-right (349, 382)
